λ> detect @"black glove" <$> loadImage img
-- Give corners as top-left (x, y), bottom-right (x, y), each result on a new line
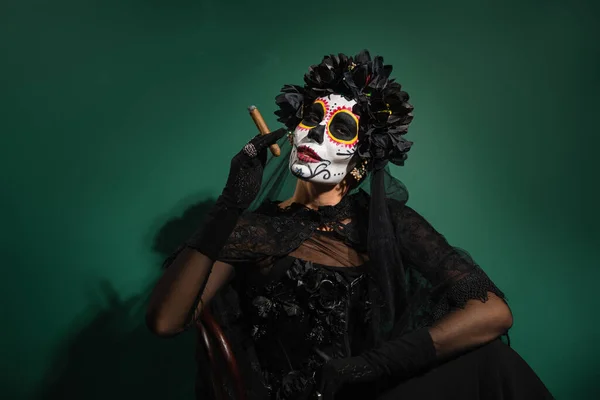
top-left (316, 328), bottom-right (437, 399)
top-left (188, 128), bottom-right (287, 260)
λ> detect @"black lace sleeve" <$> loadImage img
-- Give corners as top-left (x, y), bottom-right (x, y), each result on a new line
top-left (216, 213), bottom-right (273, 264)
top-left (395, 205), bottom-right (505, 321)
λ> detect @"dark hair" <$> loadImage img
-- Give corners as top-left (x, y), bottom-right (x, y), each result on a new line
top-left (274, 50), bottom-right (414, 168)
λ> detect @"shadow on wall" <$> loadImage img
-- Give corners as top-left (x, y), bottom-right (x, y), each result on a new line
top-left (37, 199), bottom-right (217, 400)
top-left (152, 199), bottom-right (217, 258)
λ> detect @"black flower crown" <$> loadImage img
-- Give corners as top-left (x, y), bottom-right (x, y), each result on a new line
top-left (274, 50), bottom-right (414, 167)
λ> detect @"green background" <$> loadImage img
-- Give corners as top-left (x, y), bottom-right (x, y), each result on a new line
top-left (1, 0), bottom-right (598, 398)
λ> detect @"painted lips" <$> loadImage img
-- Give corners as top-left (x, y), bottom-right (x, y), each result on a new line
top-left (296, 146), bottom-right (322, 163)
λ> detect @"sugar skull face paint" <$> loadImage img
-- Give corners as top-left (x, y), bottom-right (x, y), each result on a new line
top-left (289, 94), bottom-right (359, 184)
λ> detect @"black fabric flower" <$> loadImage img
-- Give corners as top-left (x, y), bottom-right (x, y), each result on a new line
top-left (274, 49), bottom-right (414, 167)
top-left (277, 370), bottom-right (314, 400)
top-left (253, 295), bottom-right (274, 318)
top-left (274, 84), bottom-right (304, 129)
top-left (286, 261), bottom-right (350, 339)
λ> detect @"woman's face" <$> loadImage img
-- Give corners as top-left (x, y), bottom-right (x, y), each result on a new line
top-left (288, 94), bottom-right (360, 184)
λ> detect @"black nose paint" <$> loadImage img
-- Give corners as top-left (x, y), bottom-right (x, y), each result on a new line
top-left (307, 125), bottom-right (325, 144)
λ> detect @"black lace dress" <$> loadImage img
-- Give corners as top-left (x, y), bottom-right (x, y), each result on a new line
top-left (193, 191), bottom-right (553, 399)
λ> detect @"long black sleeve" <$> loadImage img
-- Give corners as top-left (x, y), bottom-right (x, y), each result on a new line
top-left (396, 205), bottom-right (506, 314)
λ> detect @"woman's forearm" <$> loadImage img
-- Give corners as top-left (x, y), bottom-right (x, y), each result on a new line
top-left (146, 248), bottom-right (233, 337)
top-left (429, 292), bottom-right (513, 359)
top-left (320, 292), bottom-right (515, 393)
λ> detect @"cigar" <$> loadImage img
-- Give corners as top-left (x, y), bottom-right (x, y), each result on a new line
top-left (248, 105), bottom-right (281, 157)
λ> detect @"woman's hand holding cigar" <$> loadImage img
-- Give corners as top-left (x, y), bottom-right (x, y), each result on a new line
top-left (248, 105), bottom-right (282, 157)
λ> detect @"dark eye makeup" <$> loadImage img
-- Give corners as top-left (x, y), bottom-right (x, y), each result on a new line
top-left (329, 112), bottom-right (358, 141)
top-left (301, 103), bottom-right (325, 126)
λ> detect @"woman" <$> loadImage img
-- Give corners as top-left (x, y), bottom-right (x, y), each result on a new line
top-left (146, 50), bottom-right (553, 399)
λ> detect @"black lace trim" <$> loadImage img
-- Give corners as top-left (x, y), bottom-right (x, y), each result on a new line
top-left (431, 270), bottom-right (506, 322)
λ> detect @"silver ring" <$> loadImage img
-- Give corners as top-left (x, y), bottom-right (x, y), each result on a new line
top-left (243, 142), bottom-right (258, 158)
